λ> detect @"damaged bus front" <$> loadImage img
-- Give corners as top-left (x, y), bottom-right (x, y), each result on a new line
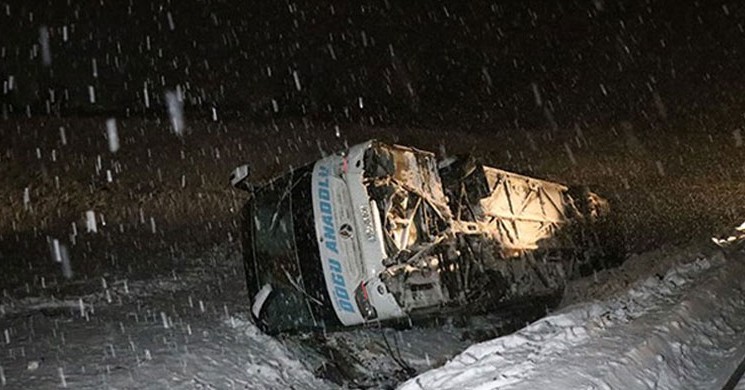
top-left (231, 140), bottom-right (610, 333)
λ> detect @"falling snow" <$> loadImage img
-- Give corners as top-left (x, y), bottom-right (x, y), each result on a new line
top-left (1, 1), bottom-right (745, 388)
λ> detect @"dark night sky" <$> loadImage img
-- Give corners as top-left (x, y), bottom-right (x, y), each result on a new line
top-left (1, 0), bottom-right (743, 130)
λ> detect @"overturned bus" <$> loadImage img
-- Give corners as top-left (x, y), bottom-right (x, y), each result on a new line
top-left (231, 140), bottom-right (611, 334)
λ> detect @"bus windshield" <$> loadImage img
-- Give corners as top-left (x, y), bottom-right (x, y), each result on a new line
top-left (243, 165), bottom-right (340, 333)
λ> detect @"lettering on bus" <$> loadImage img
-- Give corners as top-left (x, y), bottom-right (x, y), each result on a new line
top-left (317, 165), bottom-right (355, 313)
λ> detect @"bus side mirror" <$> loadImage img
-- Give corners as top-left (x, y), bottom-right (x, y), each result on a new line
top-left (230, 164), bottom-right (252, 191)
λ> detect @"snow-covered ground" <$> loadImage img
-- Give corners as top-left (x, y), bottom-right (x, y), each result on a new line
top-left (2, 240), bottom-right (745, 389)
top-left (0, 246), bottom-right (330, 389)
top-left (400, 243), bottom-right (745, 390)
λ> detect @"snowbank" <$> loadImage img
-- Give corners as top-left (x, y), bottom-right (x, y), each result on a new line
top-left (400, 249), bottom-right (745, 390)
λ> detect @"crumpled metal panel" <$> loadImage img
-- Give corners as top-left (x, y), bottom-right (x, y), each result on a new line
top-left (364, 142), bottom-right (451, 256)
